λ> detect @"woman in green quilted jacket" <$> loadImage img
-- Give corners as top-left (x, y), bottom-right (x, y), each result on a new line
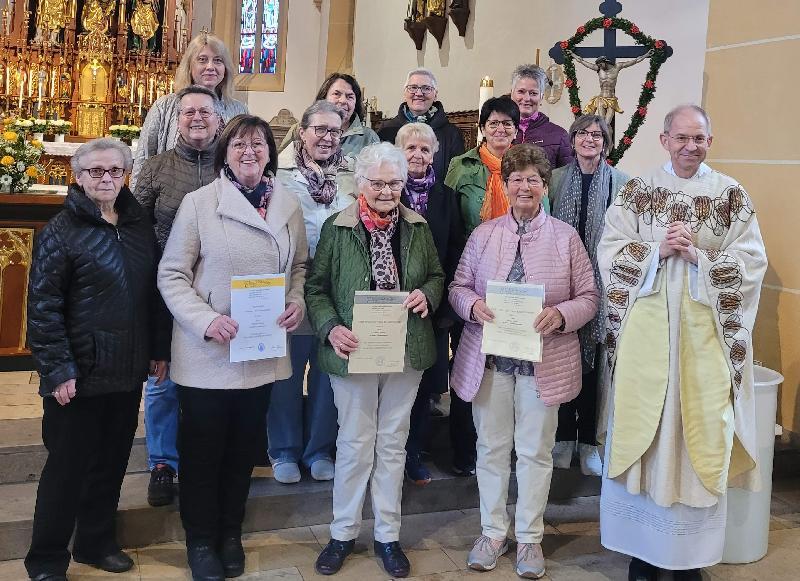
top-left (306, 142), bottom-right (443, 578)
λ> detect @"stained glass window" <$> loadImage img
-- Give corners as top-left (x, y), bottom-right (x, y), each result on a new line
top-left (238, 0), bottom-right (281, 75)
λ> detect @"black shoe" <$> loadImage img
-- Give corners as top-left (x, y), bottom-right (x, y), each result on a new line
top-left (628, 557), bottom-right (659, 581)
top-left (315, 539), bottom-right (355, 575)
top-left (405, 454), bottom-right (432, 486)
top-left (675, 569), bottom-right (703, 581)
top-left (30, 575), bottom-right (67, 581)
top-left (452, 462), bottom-right (476, 477)
top-left (218, 536), bottom-right (245, 578)
top-left (373, 540), bottom-right (410, 578)
top-left (147, 464), bottom-right (176, 506)
top-left (187, 544), bottom-right (225, 581)
top-left (73, 550), bottom-right (134, 573)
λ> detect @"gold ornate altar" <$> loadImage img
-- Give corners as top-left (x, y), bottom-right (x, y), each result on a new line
top-left (0, 0), bottom-right (193, 139)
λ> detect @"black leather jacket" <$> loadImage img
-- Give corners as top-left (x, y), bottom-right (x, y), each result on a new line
top-left (27, 184), bottom-right (168, 397)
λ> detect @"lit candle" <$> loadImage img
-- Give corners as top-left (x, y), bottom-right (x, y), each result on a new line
top-left (18, 71), bottom-right (24, 110)
top-left (37, 70), bottom-right (43, 111)
top-left (477, 76), bottom-right (494, 145)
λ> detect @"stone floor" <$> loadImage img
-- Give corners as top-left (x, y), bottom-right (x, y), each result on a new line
top-left (1, 372), bottom-right (798, 580)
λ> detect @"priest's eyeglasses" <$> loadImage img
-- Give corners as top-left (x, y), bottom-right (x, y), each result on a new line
top-left (405, 84), bottom-right (435, 95)
top-left (180, 107), bottom-right (216, 119)
top-left (83, 167), bottom-right (125, 178)
top-left (360, 177), bottom-right (405, 192)
top-left (309, 125), bottom-right (343, 139)
top-left (576, 129), bottom-right (604, 141)
top-left (665, 133), bottom-right (709, 145)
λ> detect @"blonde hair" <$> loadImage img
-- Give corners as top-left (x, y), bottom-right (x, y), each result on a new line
top-left (174, 33), bottom-right (236, 103)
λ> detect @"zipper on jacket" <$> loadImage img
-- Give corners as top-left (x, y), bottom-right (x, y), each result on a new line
top-left (114, 226), bottom-right (121, 241)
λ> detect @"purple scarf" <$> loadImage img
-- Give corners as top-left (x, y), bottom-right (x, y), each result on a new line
top-left (404, 166), bottom-right (436, 216)
top-left (224, 165), bottom-right (273, 220)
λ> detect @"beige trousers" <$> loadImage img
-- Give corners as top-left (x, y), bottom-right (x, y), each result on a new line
top-left (329, 368), bottom-right (423, 543)
top-left (472, 369), bottom-right (559, 543)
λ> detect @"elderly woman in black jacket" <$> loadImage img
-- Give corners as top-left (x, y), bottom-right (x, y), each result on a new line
top-left (24, 138), bottom-right (167, 581)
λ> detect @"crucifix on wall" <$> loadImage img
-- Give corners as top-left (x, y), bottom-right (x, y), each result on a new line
top-left (549, 0), bottom-right (673, 139)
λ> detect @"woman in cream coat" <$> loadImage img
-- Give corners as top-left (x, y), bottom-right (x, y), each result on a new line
top-left (158, 115), bottom-right (308, 581)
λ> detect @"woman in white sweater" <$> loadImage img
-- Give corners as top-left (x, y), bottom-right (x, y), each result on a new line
top-left (158, 115), bottom-right (307, 581)
top-left (131, 32), bottom-right (247, 189)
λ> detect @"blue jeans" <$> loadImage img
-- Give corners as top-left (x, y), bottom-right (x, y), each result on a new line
top-left (267, 334), bottom-right (337, 467)
top-left (144, 375), bottom-right (179, 472)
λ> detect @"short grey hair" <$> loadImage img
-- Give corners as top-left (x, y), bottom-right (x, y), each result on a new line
top-left (176, 84), bottom-right (223, 115)
top-left (300, 100), bottom-right (345, 129)
top-left (394, 122), bottom-right (440, 154)
top-left (71, 137), bottom-right (133, 175)
top-left (355, 142), bottom-right (408, 183)
top-left (511, 64), bottom-right (548, 94)
top-left (404, 67), bottom-right (438, 89)
top-left (568, 114), bottom-right (613, 157)
top-left (663, 104), bottom-right (713, 135)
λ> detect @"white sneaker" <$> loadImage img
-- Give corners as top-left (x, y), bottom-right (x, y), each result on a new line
top-left (578, 444), bottom-right (603, 476)
top-left (515, 543), bottom-right (546, 578)
top-left (552, 441), bottom-right (575, 469)
top-left (467, 535), bottom-right (509, 571)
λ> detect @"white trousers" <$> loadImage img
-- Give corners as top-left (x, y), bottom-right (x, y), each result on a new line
top-left (329, 368), bottom-right (422, 543)
top-left (472, 369), bottom-right (559, 544)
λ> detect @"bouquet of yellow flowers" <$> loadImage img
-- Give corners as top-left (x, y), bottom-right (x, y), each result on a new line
top-left (0, 122), bottom-right (45, 193)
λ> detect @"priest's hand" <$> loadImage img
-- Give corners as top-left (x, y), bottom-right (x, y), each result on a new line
top-left (471, 299), bottom-right (495, 324)
top-left (329, 325), bottom-right (359, 360)
top-left (535, 307), bottom-right (565, 336)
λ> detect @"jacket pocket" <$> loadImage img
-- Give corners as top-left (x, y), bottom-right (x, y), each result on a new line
top-left (92, 330), bottom-right (129, 377)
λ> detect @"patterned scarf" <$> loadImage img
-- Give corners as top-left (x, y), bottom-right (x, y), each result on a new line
top-left (478, 143), bottom-right (509, 222)
top-left (224, 165), bottom-right (273, 220)
top-left (403, 103), bottom-right (438, 124)
top-left (404, 166), bottom-right (436, 216)
top-left (552, 157), bottom-right (612, 370)
top-left (518, 111), bottom-right (539, 136)
top-left (293, 138), bottom-right (345, 206)
top-left (358, 194), bottom-right (400, 290)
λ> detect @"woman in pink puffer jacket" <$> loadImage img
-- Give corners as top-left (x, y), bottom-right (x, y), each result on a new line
top-left (448, 143), bottom-right (598, 579)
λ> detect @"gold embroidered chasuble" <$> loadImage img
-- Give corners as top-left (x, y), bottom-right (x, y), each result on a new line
top-left (597, 167), bottom-right (767, 508)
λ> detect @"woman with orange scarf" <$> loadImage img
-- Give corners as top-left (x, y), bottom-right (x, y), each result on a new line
top-left (446, 96), bottom-right (544, 236)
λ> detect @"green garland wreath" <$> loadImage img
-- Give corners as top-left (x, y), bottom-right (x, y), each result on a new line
top-left (559, 17), bottom-right (670, 166)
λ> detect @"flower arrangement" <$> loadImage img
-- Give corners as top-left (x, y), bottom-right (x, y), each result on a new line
top-left (47, 119), bottom-right (72, 135)
top-left (0, 123), bottom-right (45, 193)
top-left (30, 119), bottom-right (48, 133)
top-left (109, 124), bottom-right (141, 141)
top-left (12, 118), bottom-right (33, 134)
top-left (558, 17), bottom-right (672, 165)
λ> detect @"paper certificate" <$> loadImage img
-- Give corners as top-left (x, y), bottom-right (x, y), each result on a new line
top-left (348, 291), bottom-right (409, 374)
top-left (481, 281), bottom-right (544, 362)
top-left (229, 274), bottom-right (287, 363)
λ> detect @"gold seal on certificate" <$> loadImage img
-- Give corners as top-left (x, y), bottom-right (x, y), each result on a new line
top-left (481, 281), bottom-right (544, 362)
top-left (348, 291), bottom-right (409, 374)
top-left (229, 274), bottom-right (287, 363)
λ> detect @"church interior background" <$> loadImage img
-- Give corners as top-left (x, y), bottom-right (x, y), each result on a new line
top-left (0, 0), bottom-right (798, 576)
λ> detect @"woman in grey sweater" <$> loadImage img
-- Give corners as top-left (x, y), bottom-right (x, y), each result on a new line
top-left (131, 33), bottom-right (247, 189)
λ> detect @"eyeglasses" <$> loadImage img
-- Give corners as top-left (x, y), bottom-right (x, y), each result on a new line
top-left (82, 167), bottom-right (125, 178)
top-left (485, 120), bottom-right (516, 131)
top-left (308, 125), bottom-right (343, 139)
top-left (405, 84), bottom-right (435, 95)
top-left (360, 177), bottom-right (405, 192)
top-left (230, 140), bottom-right (267, 153)
top-left (180, 107), bottom-right (216, 119)
top-left (507, 176), bottom-right (545, 188)
top-left (665, 133), bottom-right (709, 146)
top-left (576, 129), bottom-right (604, 141)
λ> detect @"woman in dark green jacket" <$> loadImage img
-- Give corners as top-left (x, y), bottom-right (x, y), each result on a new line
top-left (306, 143), bottom-right (443, 579)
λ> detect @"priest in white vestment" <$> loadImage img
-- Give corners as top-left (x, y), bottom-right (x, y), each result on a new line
top-left (596, 104), bottom-right (767, 581)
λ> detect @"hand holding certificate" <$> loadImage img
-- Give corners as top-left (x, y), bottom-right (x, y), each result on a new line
top-left (229, 274), bottom-right (287, 363)
top-left (481, 281), bottom-right (545, 362)
top-left (348, 291), bottom-right (409, 374)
